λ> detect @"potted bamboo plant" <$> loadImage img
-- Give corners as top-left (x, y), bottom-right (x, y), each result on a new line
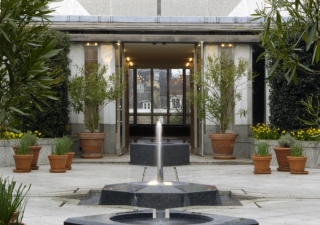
top-left (69, 63), bottom-right (125, 158)
top-left (62, 136), bottom-right (75, 170)
top-left (12, 134), bottom-right (34, 173)
top-left (287, 142), bottom-right (308, 174)
top-left (22, 132), bottom-right (42, 170)
top-left (273, 133), bottom-right (295, 171)
top-left (48, 136), bottom-right (71, 173)
top-left (189, 53), bottom-right (254, 159)
top-left (252, 141), bottom-right (272, 174)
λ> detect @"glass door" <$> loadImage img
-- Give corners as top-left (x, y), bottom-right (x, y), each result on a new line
top-left (115, 42), bottom-right (124, 155)
top-left (194, 42), bottom-right (204, 156)
top-left (129, 68), bottom-right (190, 137)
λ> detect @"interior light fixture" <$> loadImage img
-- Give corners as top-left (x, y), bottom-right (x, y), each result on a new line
top-left (229, 44), bottom-right (233, 47)
top-left (129, 62), bottom-right (133, 66)
top-left (116, 41), bottom-right (121, 46)
top-left (221, 44), bottom-right (225, 47)
top-left (189, 58), bottom-right (193, 62)
top-left (126, 57), bottom-right (130, 62)
top-left (86, 43), bottom-right (90, 46)
top-left (94, 43), bottom-right (98, 46)
top-left (186, 62), bottom-right (190, 67)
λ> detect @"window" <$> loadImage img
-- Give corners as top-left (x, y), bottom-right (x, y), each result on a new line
top-left (143, 102), bottom-right (151, 109)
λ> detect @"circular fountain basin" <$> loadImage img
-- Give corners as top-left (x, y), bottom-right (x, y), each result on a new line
top-left (64, 210), bottom-right (259, 225)
top-left (110, 211), bottom-right (213, 224)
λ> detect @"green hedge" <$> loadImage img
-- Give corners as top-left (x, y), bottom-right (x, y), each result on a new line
top-left (269, 44), bottom-right (320, 131)
top-left (20, 30), bottom-right (71, 137)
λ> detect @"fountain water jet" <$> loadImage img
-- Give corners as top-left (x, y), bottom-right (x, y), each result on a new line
top-left (156, 120), bottom-right (163, 183)
top-left (64, 121), bottom-right (259, 225)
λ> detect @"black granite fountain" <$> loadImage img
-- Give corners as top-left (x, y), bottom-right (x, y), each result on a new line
top-left (64, 121), bottom-right (258, 225)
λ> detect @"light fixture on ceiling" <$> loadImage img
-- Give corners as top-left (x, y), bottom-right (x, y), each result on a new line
top-left (94, 43), bottom-right (98, 46)
top-left (126, 57), bottom-right (130, 62)
top-left (186, 62), bottom-right (190, 67)
top-left (221, 44), bottom-right (225, 47)
top-left (129, 62), bottom-right (133, 66)
top-left (229, 44), bottom-right (233, 47)
top-left (116, 40), bottom-right (121, 46)
top-left (189, 58), bottom-right (193, 62)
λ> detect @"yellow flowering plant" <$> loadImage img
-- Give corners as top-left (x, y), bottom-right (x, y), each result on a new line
top-left (0, 130), bottom-right (42, 140)
top-left (290, 128), bottom-right (320, 141)
top-left (250, 123), bottom-right (280, 140)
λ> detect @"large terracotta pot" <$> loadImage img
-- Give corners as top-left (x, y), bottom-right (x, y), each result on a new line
top-left (78, 132), bottom-right (105, 158)
top-left (65, 152), bottom-right (75, 170)
top-left (209, 133), bottom-right (237, 159)
top-left (47, 155), bottom-right (68, 173)
top-left (273, 146), bottom-right (291, 172)
top-left (287, 156), bottom-right (308, 174)
top-left (30, 146), bottom-right (42, 170)
top-left (12, 154), bottom-right (33, 173)
top-left (252, 155), bottom-right (272, 174)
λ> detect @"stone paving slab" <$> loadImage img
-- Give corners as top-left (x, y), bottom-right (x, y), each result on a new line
top-left (0, 163), bottom-right (319, 225)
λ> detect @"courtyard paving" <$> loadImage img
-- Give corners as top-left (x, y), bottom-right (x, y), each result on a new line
top-left (1, 154), bottom-right (319, 225)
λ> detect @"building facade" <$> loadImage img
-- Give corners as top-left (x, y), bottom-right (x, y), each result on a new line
top-left (49, 0), bottom-right (268, 156)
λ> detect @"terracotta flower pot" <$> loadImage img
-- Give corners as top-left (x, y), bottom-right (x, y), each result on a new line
top-left (12, 154), bottom-right (33, 173)
top-left (252, 155), bottom-right (272, 174)
top-left (287, 156), bottom-right (308, 174)
top-left (209, 133), bottom-right (237, 159)
top-left (65, 152), bottom-right (75, 170)
top-left (78, 132), bottom-right (105, 158)
top-left (47, 155), bottom-right (68, 173)
top-left (30, 146), bottom-right (42, 170)
top-left (273, 146), bottom-right (291, 172)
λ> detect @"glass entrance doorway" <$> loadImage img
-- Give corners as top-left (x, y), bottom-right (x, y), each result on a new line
top-left (129, 68), bottom-right (190, 137)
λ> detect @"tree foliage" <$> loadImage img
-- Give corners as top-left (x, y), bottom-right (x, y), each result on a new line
top-left (268, 40), bottom-right (320, 131)
top-left (253, 0), bottom-right (320, 83)
top-left (0, 0), bottom-right (62, 131)
top-left (19, 30), bottom-right (71, 137)
top-left (188, 54), bottom-right (254, 133)
top-left (69, 64), bottom-right (126, 133)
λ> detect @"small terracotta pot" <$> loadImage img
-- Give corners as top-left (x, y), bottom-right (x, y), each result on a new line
top-left (65, 152), bottom-right (75, 170)
top-left (273, 147), bottom-right (291, 171)
top-left (252, 155), bottom-right (272, 174)
top-left (12, 154), bottom-right (33, 173)
top-left (47, 155), bottom-right (68, 173)
top-left (287, 156), bottom-right (308, 174)
top-left (30, 146), bottom-right (42, 170)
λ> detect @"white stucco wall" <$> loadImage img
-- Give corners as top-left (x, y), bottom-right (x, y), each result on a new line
top-left (203, 44), bottom-right (219, 126)
top-left (69, 43), bottom-right (85, 125)
top-left (234, 44), bottom-right (253, 125)
top-left (99, 44), bottom-right (117, 125)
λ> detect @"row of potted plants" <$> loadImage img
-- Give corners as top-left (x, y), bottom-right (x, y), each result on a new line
top-left (252, 132), bottom-right (318, 174)
top-left (12, 134), bottom-right (74, 173)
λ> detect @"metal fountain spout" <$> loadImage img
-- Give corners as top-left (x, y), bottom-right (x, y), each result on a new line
top-left (156, 120), bottom-right (163, 183)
